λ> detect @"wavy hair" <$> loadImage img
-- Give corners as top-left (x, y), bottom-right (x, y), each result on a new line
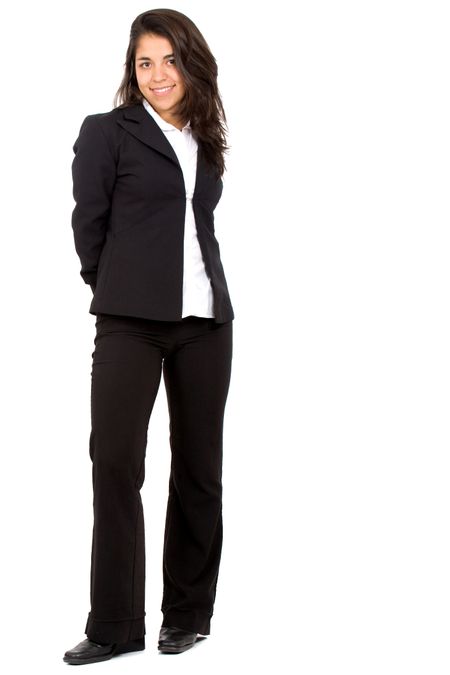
top-left (114, 8), bottom-right (230, 177)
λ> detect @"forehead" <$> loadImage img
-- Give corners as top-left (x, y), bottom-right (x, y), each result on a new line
top-left (135, 33), bottom-right (173, 56)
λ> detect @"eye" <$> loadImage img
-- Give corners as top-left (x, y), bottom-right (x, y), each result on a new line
top-left (140, 62), bottom-right (150, 69)
top-left (167, 58), bottom-right (176, 65)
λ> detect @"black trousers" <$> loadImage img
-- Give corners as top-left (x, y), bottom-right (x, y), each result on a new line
top-left (83, 313), bottom-right (233, 644)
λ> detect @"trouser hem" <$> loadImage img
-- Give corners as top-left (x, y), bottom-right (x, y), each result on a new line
top-left (161, 609), bottom-right (212, 635)
top-left (85, 612), bottom-right (146, 644)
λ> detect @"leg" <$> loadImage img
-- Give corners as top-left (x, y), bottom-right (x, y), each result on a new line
top-left (160, 318), bottom-right (233, 635)
top-left (85, 314), bottom-right (164, 644)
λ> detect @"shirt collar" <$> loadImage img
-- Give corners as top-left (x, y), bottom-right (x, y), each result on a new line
top-left (142, 98), bottom-right (191, 132)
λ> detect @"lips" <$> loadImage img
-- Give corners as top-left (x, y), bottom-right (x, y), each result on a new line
top-left (151, 85), bottom-right (175, 94)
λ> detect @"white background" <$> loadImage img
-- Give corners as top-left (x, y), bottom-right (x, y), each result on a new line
top-left (0, 1), bottom-right (449, 673)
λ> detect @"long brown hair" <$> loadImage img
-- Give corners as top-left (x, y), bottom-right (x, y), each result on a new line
top-left (114, 8), bottom-right (230, 177)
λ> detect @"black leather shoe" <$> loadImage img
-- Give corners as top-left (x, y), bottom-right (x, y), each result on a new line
top-left (63, 637), bottom-right (145, 665)
top-left (158, 626), bottom-right (199, 653)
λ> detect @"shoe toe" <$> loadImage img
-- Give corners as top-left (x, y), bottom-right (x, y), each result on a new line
top-left (63, 638), bottom-right (115, 663)
top-left (158, 626), bottom-right (198, 652)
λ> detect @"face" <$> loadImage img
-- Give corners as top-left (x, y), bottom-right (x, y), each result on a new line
top-left (134, 33), bottom-right (186, 127)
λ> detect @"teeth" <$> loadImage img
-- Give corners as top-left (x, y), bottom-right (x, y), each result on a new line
top-left (153, 86), bottom-right (173, 92)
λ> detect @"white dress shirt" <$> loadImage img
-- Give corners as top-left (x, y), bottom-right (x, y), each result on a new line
top-left (142, 99), bottom-right (215, 319)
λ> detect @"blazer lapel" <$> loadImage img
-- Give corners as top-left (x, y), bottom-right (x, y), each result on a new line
top-left (117, 103), bottom-right (181, 168)
top-left (116, 103), bottom-right (212, 193)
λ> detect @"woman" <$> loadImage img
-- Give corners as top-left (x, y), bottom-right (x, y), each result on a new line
top-left (63, 8), bottom-right (234, 666)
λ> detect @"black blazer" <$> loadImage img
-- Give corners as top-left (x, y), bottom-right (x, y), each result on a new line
top-left (71, 103), bottom-right (234, 323)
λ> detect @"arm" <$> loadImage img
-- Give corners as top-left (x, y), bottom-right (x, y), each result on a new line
top-left (71, 114), bottom-right (117, 289)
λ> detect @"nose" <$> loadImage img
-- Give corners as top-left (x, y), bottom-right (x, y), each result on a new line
top-left (151, 64), bottom-right (167, 83)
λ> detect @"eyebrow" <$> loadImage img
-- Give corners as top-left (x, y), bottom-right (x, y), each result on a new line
top-left (136, 54), bottom-right (175, 61)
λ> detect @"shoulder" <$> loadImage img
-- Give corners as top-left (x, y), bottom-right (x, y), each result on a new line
top-left (86, 104), bottom-right (134, 120)
top-left (78, 104), bottom-right (138, 131)
top-left (74, 104), bottom-right (143, 153)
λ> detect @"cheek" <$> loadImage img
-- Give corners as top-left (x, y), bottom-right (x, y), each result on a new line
top-left (173, 70), bottom-right (183, 86)
top-left (136, 71), bottom-right (148, 88)
top-left (176, 78), bottom-right (186, 96)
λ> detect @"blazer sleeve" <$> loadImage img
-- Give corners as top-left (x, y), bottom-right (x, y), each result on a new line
top-left (71, 114), bottom-right (117, 288)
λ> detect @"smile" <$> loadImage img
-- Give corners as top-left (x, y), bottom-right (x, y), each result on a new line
top-left (151, 85), bottom-right (175, 95)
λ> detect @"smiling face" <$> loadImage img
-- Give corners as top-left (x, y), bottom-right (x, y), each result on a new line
top-left (135, 33), bottom-right (186, 129)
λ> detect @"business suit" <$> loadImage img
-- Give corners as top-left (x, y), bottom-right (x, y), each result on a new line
top-left (70, 102), bottom-right (234, 645)
top-left (72, 102), bottom-right (234, 323)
